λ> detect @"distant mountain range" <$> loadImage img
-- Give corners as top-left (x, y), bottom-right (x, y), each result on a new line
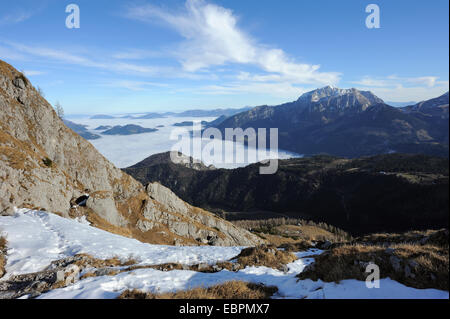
top-left (124, 152), bottom-right (449, 235)
top-left (386, 101), bottom-right (417, 107)
top-left (212, 87), bottom-right (449, 158)
top-left (90, 107), bottom-right (252, 120)
top-left (63, 122), bottom-right (160, 138)
top-left (63, 120), bottom-right (101, 140)
top-left (94, 125), bottom-right (112, 130)
top-left (90, 114), bottom-right (116, 119)
top-left (101, 124), bottom-right (158, 135)
top-left (173, 120), bottom-right (208, 127)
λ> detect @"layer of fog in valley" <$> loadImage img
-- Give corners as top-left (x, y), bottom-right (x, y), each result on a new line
top-left (66, 115), bottom-right (302, 168)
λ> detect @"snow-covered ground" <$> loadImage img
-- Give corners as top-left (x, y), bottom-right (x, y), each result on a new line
top-left (0, 209), bottom-right (243, 278)
top-left (1, 209), bottom-right (448, 299)
top-left (66, 115), bottom-right (301, 169)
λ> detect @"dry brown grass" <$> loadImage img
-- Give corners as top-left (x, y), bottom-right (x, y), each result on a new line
top-left (72, 253), bottom-right (138, 279)
top-left (235, 219), bottom-right (352, 247)
top-left (298, 242), bottom-right (449, 291)
top-left (118, 281), bottom-right (278, 299)
top-left (278, 240), bottom-right (316, 252)
top-left (233, 245), bottom-right (297, 271)
top-left (258, 225), bottom-right (348, 247)
top-left (0, 236), bottom-right (7, 278)
top-left (80, 270), bottom-right (120, 280)
top-left (233, 218), bottom-right (352, 242)
top-left (254, 233), bottom-right (300, 246)
top-left (125, 260), bottom-right (238, 273)
top-left (356, 229), bottom-right (449, 247)
top-left (275, 224), bottom-right (341, 242)
top-left (72, 253), bottom-right (135, 268)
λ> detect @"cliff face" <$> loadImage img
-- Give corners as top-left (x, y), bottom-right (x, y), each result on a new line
top-left (0, 60), bottom-right (262, 246)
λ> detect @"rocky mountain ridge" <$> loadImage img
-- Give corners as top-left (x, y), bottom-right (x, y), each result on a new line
top-left (213, 87), bottom-right (449, 158)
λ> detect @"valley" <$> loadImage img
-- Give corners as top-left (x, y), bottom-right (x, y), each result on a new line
top-left (124, 152), bottom-right (449, 235)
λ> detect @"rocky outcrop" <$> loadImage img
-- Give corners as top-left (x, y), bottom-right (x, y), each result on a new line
top-left (0, 59), bottom-right (262, 246)
top-left (145, 183), bottom-right (262, 246)
top-left (0, 254), bottom-right (121, 299)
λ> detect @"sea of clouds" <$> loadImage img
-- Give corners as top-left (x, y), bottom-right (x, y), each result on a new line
top-left (66, 115), bottom-right (301, 169)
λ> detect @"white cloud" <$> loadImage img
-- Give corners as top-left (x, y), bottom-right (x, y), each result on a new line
top-left (125, 0), bottom-right (340, 86)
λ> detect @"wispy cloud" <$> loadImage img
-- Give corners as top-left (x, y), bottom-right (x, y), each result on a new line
top-left (112, 49), bottom-right (163, 60)
top-left (354, 75), bottom-right (442, 88)
top-left (196, 82), bottom-right (309, 99)
top-left (0, 10), bottom-right (33, 25)
top-left (125, 0), bottom-right (340, 86)
top-left (1, 41), bottom-right (222, 85)
top-left (353, 75), bottom-right (449, 101)
top-left (2, 41), bottom-right (170, 77)
top-left (23, 70), bottom-right (45, 76)
top-left (391, 75), bottom-right (438, 88)
top-left (0, 45), bottom-right (28, 60)
top-left (103, 80), bottom-right (170, 91)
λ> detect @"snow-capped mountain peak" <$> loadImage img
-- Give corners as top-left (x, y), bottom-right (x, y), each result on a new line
top-left (296, 86), bottom-right (384, 113)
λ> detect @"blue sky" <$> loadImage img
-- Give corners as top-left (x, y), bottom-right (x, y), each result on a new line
top-left (0, 0), bottom-right (448, 114)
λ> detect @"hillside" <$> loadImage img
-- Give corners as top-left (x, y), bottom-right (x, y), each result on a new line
top-left (0, 59), bottom-right (261, 247)
top-left (124, 153), bottom-right (449, 235)
top-left (212, 87), bottom-right (449, 158)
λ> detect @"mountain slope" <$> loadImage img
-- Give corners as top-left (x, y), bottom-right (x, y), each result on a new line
top-left (213, 87), bottom-right (449, 157)
top-left (124, 153), bottom-right (449, 235)
top-left (0, 60), bottom-right (261, 246)
top-left (402, 92), bottom-right (449, 118)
